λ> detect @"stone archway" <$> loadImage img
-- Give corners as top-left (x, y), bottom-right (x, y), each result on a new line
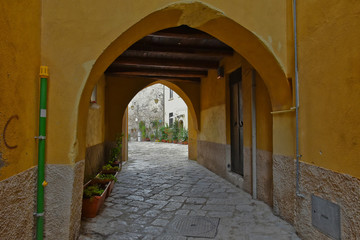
top-left (41, 2), bottom-right (293, 238)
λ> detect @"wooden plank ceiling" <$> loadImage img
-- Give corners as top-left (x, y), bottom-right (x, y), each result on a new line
top-left (105, 25), bottom-right (233, 83)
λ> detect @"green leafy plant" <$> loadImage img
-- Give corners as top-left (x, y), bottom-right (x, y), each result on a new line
top-left (180, 128), bottom-right (188, 142)
top-left (139, 121), bottom-right (147, 140)
top-left (96, 174), bottom-right (117, 182)
top-left (83, 184), bottom-right (105, 199)
top-left (102, 164), bottom-right (119, 171)
top-left (171, 119), bottom-right (180, 141)
top-left (159, 125), bottom-right (168, 141)
top-left (110, 134), bottom-right (123, 163)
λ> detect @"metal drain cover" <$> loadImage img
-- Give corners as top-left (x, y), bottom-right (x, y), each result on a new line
top-left (169, 216), bottom-right (220, 238)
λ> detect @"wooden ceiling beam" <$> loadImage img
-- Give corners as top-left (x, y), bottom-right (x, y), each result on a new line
top-left (106, 68), bottom-right (207, 78)
top-left (128, 44), bottom-right (233, 57)
top-left (112, 57), bottom-right (219, 71)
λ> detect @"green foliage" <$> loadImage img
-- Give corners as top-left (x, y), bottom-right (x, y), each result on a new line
top-left (97, 174), bottom-right (117, 182)
top-left (159, 125), bottom-right (168, 140)
top-left (139, 121), bottom-right (146, 139)
top-left (83, 184), bottom-right (104, 199)
top-left (171, 119), bottom-right (180, 141)
top-left (150, 134), bottom-right (155, 140)
top-left (110, 134), bottom-right (123, 163)
top-left (180, 128), bottom-right (188, 142)
top-left (102, 164), bottom-right (119, 171)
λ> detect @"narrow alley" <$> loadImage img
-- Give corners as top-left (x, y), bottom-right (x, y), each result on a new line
top-left (79, 142), bottom-right (299, 240)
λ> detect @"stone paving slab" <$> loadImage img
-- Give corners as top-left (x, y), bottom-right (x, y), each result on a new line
top-left (79, 142), bottom-right (300, 240)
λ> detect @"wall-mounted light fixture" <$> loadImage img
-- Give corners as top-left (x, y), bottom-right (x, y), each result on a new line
top-left (217, 66), bottom-right (224, 79)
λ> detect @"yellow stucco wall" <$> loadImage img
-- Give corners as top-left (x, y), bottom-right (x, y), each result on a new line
top-left (85, 75), bottom-right (106, 147)
top-left (199, 70), bottom-right (227, 144)
top-left (298, 1), bottom-right (360, 178)
top-left (0, 0), bottom-right (41, 180)
top-left (39, 0), bottom-right (291, 169)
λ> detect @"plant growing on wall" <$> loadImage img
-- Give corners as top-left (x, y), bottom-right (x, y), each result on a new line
top-left (110, 134), bottom-right (123, 163)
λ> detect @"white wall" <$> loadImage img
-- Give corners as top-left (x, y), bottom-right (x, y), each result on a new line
top-left (164, 87), bottom-right (188, 129)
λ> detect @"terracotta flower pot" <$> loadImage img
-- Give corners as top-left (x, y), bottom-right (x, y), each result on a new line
top-left (82, 181), bottom-right (110, 218)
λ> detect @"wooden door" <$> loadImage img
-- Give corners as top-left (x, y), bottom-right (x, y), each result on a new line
top-left (230, 68), bottom-right (244, 176)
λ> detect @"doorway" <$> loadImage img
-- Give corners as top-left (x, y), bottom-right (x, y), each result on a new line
top-left (230, 68), bottom-right (244, 176)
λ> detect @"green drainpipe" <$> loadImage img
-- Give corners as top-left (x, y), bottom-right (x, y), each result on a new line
top-left (35, 66), bottom-right (49, 240)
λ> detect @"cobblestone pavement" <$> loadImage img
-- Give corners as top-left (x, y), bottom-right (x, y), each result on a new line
top-left (79, 142), bottom-right (300, 240)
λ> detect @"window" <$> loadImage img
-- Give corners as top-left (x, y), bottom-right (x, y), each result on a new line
top-left (169, 112), bottom-right (174, 127)
top-left (90, 85), bottom-right (97, 103)
top-left (169, 89), bottom-right (173, 99)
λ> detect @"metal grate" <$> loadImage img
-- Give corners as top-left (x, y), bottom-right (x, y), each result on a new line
top-left (169, 216), bottom-right (220, 238)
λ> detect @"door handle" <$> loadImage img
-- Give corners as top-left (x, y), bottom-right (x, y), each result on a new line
top-left (239, 121), bottom-right (243, 127)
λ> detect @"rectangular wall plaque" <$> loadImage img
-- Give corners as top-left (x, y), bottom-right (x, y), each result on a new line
top-left (311, 194), bottom-right (341, 240)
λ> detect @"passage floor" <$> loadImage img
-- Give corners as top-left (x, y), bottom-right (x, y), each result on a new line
top-left (79, 142), bottom-right (300, 240)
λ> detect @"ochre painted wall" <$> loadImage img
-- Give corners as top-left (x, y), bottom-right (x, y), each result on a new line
top-left (39, 1), bottom-right (291, 170)
top-left (0, 0), bottom-right (41, 180)
top-left (298, 1), bottom-right (360, 178)
top-left (86, 75), bottom-right (106, 147)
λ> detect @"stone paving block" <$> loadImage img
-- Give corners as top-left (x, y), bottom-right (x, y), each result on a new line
top-left (151, 218), bottom-right (170, 227)
top-left (202, 204), bottom-right (235, 212)
top-left (181, 204), bottom-right (203, 210)
top-left (175, 209), bottom-right (190, 215)
top-left (169, 196), bottom-right (188, 203)
top-left (128, 200), bottom-right (153, 209)
top-left (163, 202), bottom-right (183, 211)
top-left (126, 195), bottom-right (145, 201)
top-left (207, 211), bottom-right (234, 218)
top-left (144, 209), bottom-right (161, 217)
top-left (151, 194), bottom-right (171, 201)
top-left (107, 232), bottom-right (143, 240)
top-left (187, 210), bottom-right (207, 217)
top-left (144, 226), bottom-right (164, 235)
top-left (185, 197), bottom-right (207, 204)
top-left (158, 212), bottom-right (175, 219)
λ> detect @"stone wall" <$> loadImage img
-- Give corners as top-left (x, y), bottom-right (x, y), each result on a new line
top-left (128, 84), bottom-right (164, 141)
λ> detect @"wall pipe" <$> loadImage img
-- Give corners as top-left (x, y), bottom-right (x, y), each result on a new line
top-left (35, 66), bottom-right (49, 240)
top-left (251, 69), bottom-right (257, 199)
top-left (293, 0), bottom-right (304, 197)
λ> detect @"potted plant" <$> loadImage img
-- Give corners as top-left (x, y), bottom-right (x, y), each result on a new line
top-left (109, 134), bottom-right (123, 167)
top-left (180, 128), bottom-right (188, 144)
top-left (82, 182), bottom-right (109, 218)
top-left (102, 164), bottom-right (120, 173)
top-left (94, 173), bottom-right (118, 197)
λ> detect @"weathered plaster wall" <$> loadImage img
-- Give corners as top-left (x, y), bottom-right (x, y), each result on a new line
top-left (0, 167), bottom-right (37, 239)
top-left (0, 0), bottom-right (41, 180)
top-left (297, 0), bottom-right (360, 178)
top-left (44, 161), bottom-right (84, 240)
top-left (295, 162), bottom-right (360, 239)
